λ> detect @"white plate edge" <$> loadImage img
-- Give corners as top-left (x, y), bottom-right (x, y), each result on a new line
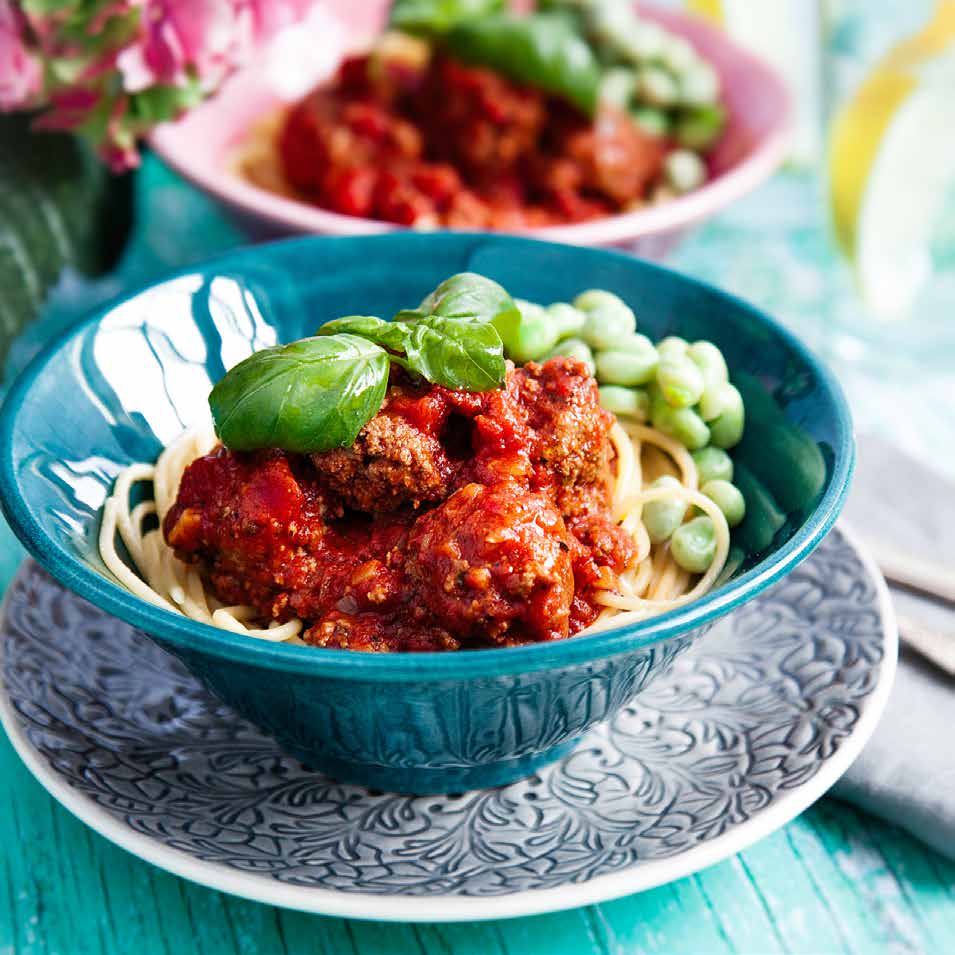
top-left (0, 522), bottom-right (898, 923)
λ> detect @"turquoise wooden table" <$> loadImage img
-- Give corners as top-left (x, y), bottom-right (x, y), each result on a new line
top-left (3, 158), bottom-right (955, 955)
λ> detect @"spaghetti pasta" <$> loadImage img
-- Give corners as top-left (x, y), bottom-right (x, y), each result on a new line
top-left (99, 418), bottom-right (730, 646)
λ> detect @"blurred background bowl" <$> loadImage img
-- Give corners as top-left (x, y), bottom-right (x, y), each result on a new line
top-left (0, 234), bottom-right (850, 794)
top-left (149, 3), bottom-right (792, 260)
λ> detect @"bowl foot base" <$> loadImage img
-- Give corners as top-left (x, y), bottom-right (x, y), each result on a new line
top-left (281, 737), bottom-right (583, 795)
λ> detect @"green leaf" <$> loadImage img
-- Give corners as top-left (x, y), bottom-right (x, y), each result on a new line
top-left (389, 0), bottom-right (503, 35)
top-left (317, 315), bottom-right (410, 353)
top-left (0, 115), bottom-right (133, 367)
top-left (445, 13), bottom-right (601, 115)
top-left (416, 271), bottom-right (521, 360)
top-left (209, 335), bottom-right (391, 453)
top-left (404, 315), bottom-right (506, 390)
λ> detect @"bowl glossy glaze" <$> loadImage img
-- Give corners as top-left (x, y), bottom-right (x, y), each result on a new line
top-left (149, 3), bottom-right (791, 259)
top-left (0, 234), bottom-right (852, 793)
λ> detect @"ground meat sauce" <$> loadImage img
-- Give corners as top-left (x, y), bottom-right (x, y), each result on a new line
top-left (277, 51), bottom-right (666, 229)
top-left (163, 358), bottom-right (635, 652)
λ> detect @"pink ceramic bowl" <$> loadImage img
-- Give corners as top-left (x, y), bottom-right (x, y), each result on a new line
top-left (150, 2), bottom-right (792, 258)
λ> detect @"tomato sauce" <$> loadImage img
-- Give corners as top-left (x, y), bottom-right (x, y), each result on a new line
top-left (164, 359), bottom-right (634, 652)
top-left (277, 51), bottom-right (666, 229)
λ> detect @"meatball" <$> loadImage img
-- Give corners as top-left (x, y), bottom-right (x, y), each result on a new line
top-left (415, 56), bottom-right (546, 176)
top-left (405, 482), bottom-right (574, 643)
top-left (163, 447), bottom-right (325, 613)
top-left (555, 104), bottom-right (665, 205)
top-left (518, 357), bottom-right (615, 487)
top-left (311, 411), bottom-right (454, 513)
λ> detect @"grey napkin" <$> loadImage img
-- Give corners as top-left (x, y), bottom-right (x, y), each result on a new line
top-left (830, 435), bottom-right (955, 858)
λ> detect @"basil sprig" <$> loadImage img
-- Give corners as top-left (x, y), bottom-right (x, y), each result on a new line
top-left (389, 0), bottom-right (503, 35)
top-left (209, 273), bottom-right (517, 452)
top-left (444, 14), bottom-right (601, 116)
top-left (405, 316), bottom-right (505, 391)
top-left (209, 335), bottom-right (391, 453)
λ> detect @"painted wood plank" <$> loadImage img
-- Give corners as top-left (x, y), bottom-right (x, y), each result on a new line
top-left (5, 722), bottom-right (955, 955)
top-left (808, 800), bottom-right (930, 955)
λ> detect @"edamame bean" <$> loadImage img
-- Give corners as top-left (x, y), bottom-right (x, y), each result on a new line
top-left (699, 379), bottom-right (735, 421)
top-left (615, 20), bottom-right (665, 62)
top-left (655, 335), bottom-right (688, 359)
top-left (638, 65), bottom-right (679, 107)
top-left (643, 475), bottom-right (688, 542)
top-left (691, 446), bottom-right (733, 484)
top-left (701, 479), bottom-right (746, 527)
top-left (599, 385), bottom-right (650, 421)
top-left (575, 291), bottom-right (638, 351)
top-left (657, 354), bottom-right (705, 408)
top-left (664, 148), bottom-right (706, 193)
top-left (595, 334), bottom-right (658, 385)
top-left (675, 105), bottom-right (726, 150)
top-left (547, 338), bottom-right (596, 375)
top-left (708, 384), bottom-right (745, 448)
top-left (651, 400), bottom-right (710, 450)
top-left (687, 340), bottom-right (728, 389)
top-left (631, 106), bottom-right (669, 138)
top-left (678, 62), bottom-right (719, 107)
top-left (507, 299), bottom-right (560, 363)
top-left (601, 67), bottom-right (638, 109)
top-left (659, 34), bottom-right (696, 73)
top-left (574, 289), bottom-right (634, 319)
top-left (546, 302), bottom-right (587, 340)
top-left (671, 515), bottom-right (717, 573)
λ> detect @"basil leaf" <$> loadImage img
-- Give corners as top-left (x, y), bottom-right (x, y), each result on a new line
top-left (404, 316), bottom-right (505, 390)
top-left (445, 14), bottom-right (601, 115)
top-left (417, 271), bottom-right (522, 360)
top-left (209, 334), bottom-right (390, 453)
top-left (390, 0), bottom-right (503, 36)
top-left (318, 315), bottom-right (410, 353)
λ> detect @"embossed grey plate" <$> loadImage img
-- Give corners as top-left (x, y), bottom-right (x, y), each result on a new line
top-left (0, 525), bottom-right (896, 922)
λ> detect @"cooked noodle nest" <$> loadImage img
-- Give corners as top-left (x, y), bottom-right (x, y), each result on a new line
top-left (99, 419), bottom-right (730, 646)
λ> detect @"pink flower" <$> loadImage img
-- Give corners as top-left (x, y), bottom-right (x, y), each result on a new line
top-left (118, 0), bottom-right (240, 91)
top-left (241, 0), bottom-right (316, 44)
top-left (0, 0), bottom-right (43, 110)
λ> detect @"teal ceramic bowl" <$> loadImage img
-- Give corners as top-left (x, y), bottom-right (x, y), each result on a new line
top-left (0, 234), bottom-right (853, 793)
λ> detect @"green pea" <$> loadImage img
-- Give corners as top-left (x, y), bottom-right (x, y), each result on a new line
top-left (692, 446), bottom-right (734, 484)
top-left (601, 67), bottom-right (638, 109)
top-left (546, 338), bottom-right (596, 376)
top-left (643, 475), bottom-right (688, 543)
top-left (651, 401), bottom-right (710, 451)
top-left (655, 335), bottom-right (688, 360)
top-left (664, 148), bottom-right (706, 193)
top-left (631, 106), bottom-right (669, 138)
top-left (671, 515), bottom-right (717, 573)
top-left (701, 479), bottom-right (746, 527)
top-left (657, 355), bottom-right (705, 408)
top-left (599, 385), bottom-right (649, 421)
top-left (580, 309), bottom-right (638, 352)
top-left (679, 62), bottom-right (720, 107)
top-left (546, 302), bottom-right (586, 340)
top-left (595, 335), bottom-right (658, 386)
top-left (708, 384), bottom-right (745, 448)
top-left (687, 340), bottom-right (728, 390)
top-left (676, 104), bottom-right (726, 150)
top-left (638, 65), bottom-right (679, 107)
top-left (507, 299), bottom-right (560, 363)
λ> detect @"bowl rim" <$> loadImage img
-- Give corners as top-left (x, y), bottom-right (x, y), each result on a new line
top-left (0, 233), bottom-right (854, 682)
top-left (148, 4), bottom-right (793, 246)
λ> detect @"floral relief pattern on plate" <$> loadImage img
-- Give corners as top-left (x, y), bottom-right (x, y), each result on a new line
top-left (2, 527), bottom-right (885, 897)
